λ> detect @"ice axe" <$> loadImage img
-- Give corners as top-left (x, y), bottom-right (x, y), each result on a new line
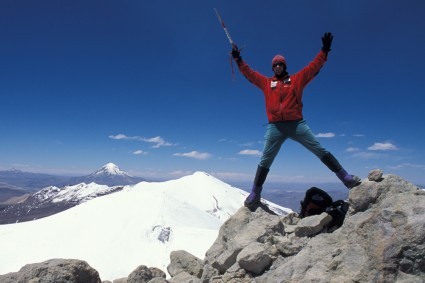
top-left (214, 8), bottom-right (237, 48)
top-left (214, 8), bottom-right (242, 79)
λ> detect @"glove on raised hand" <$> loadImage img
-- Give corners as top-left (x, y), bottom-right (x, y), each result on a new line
top-left (231, 45), bottom-right (241, 61)
top-left (322, 32), bottom-right (333, 52)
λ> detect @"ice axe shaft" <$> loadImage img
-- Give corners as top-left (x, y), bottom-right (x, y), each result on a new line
top-left (214, 8), bottom-right (236, 48)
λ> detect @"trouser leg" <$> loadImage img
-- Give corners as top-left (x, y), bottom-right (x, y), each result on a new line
top-left (292, 120), bottom-right (361, 189)
top-left (291, 119), bottom-right (329, 159)
top-left (259, 123), bottom-right (287, 168)
top-left (245, 124), bottom-right (283, 209)
top-left (244, 165), bottom-right (270, 209)
top-left (321, 152), bottom-right (361, 189)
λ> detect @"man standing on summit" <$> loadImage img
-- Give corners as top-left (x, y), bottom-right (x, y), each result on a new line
top-left (232, 32), bottom-right (361, 210)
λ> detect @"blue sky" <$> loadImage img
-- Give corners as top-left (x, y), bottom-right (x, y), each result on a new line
top-left (1, 0), bottom-right (424, 185)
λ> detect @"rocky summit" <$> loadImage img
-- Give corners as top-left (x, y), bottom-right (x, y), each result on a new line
top-left (1, 170), bottom-right (424, 283)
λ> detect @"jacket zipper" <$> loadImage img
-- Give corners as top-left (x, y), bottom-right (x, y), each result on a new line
top-left (279, 81), bottom-right (285, 121)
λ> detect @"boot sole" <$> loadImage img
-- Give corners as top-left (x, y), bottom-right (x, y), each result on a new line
top-left (347, 177), bottom-right (362, 189)
top-left (244, 199), bottom-right (261, 211)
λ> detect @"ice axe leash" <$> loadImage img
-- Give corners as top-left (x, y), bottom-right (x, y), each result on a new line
top-left (214, 8), bottom-right (239, 80)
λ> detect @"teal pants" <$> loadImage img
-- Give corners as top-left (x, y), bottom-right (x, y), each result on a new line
top-left (259, 119), bottom-right (329, 169)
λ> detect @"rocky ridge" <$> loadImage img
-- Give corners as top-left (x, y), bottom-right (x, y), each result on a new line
top-left (1, 170), bottom-right (423, 283)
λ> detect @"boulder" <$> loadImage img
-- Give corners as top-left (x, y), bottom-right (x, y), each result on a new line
top-left (167, 250), bottom-right (203, 278)
top-left (127, 265), bottom-right (166, 283)
top-left (168, 271), bottom-right (201, 283)
top-left (294, 212), bottom-right (333, 237)
top-left (368, 169), bottom-right (384, 181)
top-left (204, 206), bottom-right (284, 273)
top-left (259, 174), bottom-right (425, 282)
top-left (236, 242), bottom-right (273, 275)
top-left (0, 259), bottom-right (101, 283)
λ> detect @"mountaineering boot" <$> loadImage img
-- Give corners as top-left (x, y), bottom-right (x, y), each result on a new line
top-left (321, 153), bottom-right (361, 189)
top-left (244, 166), bottom-right (270, 210)
top-left (336, 169), bottom-right (361, 189)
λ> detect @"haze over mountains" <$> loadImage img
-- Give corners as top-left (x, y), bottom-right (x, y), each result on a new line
top-left (0, 163), bottom-right (144, 200)
top-left (0, 163), bottom-right (352, 214)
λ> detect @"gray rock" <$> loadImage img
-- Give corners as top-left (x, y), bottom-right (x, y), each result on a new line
top-left (368, 169), bottom-right (384, 181)
top-left (221, 262), bottom-right (248, 282)
top-left (204, 207), bottom-right (284, 273)
top-left (294, 212), bottom-right (333, 237)
top-left (147, 278), bottom-right (168, 283)
top-left (259, 175), bottom-right (425, 282)
top-left (148, 267), bottom-right (167, 279)
top-left (273, 235), bottom-right (309, 257)
top-left (349, 174), bottom-right (419, 213)
top-left (236, 242), bottom-right (273, 275)
top-left (0, 259), bottom-right (101, 283)
top-left (127, 265), bottom-right (166, 283)
top-left (199, 264), bottom-right (219, 283)
top-left (167, 250), bottom-right (203, 278)
top-left (167, 271), bottom-right (201, 283)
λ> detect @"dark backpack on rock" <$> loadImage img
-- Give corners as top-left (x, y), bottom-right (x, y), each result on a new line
top-left (299, 187), bottom-right (349, 230)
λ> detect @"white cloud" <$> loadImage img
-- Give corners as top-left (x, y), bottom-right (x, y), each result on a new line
top-left (133, 150), bottom-right (147, 155)
top-left (368, 142), bottom-right (398, 151)
top-left (238, 149), bottom-right (262, 156)
top-left (173, 151), bottom-right (212, 160)
top-left (345, 147), bottom-right (360, 152)
top-left (353, 134), bottom-right (365, 137)
top-left (109, 134), bottom-right (174, 148)
top-left (109, 134), bottom-right (129, 140)
top-left (351, 152), bottom-right (385, 159)
top-left (388, 163), bottom-right (425, 170)
top-left (315, 132), bottom-right (335, 138)
top-left (142, 136), bottom-right (173, 148)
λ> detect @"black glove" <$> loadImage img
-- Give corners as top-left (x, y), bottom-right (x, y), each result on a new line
top-left (231, 45), bottom-right (241, 61)
top-left (321, 32), bottom-right (333, 52)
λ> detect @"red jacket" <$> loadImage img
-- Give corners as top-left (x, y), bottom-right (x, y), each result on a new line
top-left (237, 50), bottom-right (328, 123)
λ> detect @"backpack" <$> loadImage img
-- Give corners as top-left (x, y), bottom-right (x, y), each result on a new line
top-left (326, 200), bottom-right (349, 229)
top-left (299, 187), bottom-right (349, 229)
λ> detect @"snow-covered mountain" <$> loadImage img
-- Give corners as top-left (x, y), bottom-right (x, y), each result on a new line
top-left (0, 164), bottom-right (145, 197)
top-left (34, 182), bottom-right (121, 203)
top-left (0, 172), bottom-right (290, 281)
top-left (0, 182), bottom-right (124, 224)
top-left (92, 163), bottom-right (128, 176)
top-left (68, 163), bottom-right (144, 186)
top-left (0, 163), bottom-right (143, 224)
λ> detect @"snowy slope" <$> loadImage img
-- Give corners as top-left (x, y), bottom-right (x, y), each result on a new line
top-left (0, 172), bottom-right (290, 281)
top-left (35, 183), bottom-right (121, 203)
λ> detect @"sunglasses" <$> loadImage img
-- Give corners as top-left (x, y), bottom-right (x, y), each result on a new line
top-left (273, 62), bottom-right (285, 68)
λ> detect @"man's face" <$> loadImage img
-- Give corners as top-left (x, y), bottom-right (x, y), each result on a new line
top-left (273, 62), bottom-right (286, 76)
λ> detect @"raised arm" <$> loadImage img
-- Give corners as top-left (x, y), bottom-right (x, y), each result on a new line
top-left (232, 46), bottom-right (268, 91)
top-left (298, 32), bottom-right (333, 86)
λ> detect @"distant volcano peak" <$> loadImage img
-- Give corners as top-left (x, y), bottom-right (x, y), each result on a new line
top-left (92, 163), bottom-right (129, 177)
